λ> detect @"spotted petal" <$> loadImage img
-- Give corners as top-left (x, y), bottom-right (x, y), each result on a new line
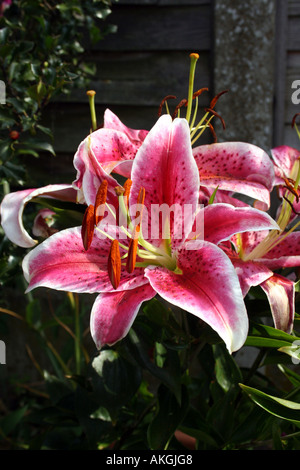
top-left (130, 115), bottom-right (200, 249)
top-left (0, 184), bottom-right (77, 248)
top-left (145, 241), bottom-right (248, 353)
top-left (190, 203), bottom-right (279, 245)
top-left (90, 284), bottom-right (156, 349)
top-left (257, 231), bottom-right (300, 270)
top-left (193, 142), bottom-right (275, 207)
top-left (271, 145), bottom-right (300, 184)
top-left (23, 226), bottom-right (147, 294)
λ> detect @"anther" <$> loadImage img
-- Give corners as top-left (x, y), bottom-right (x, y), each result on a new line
top-left (292, 113), bottom-right (300, 128)
top-left (126, 238), bottom-right (139, 273)
top-left (107, 239), bottom-right (121, 289)
top-left (123, 179), bottom-right (132, 207)
top-left (81, 204), bottom-right (95, 251)
top-left (94, 180), bottom-right (108, 225)
top-left (158, 95), bottom-right (177, 117)
top-left (205, 108), bottom-right (226, 130)
top-left (172, 99), bottom-right (188, 120)
top-left (209, 90), bottom-right (228, 110)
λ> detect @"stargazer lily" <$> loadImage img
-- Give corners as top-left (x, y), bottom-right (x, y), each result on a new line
top-left (73, 54), bottom-right (275, 210)
top-left (217, 153), bottom-right (300, 334)
top-left (22, 114), bottom-right (279, 353)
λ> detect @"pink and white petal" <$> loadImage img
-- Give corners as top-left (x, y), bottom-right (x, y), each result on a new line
top-left (103, 108), bottom-right (148, 143)
top-left (23, 226), bottom-right (147, 294)
top-left (230, 258), bottom-right (273, 296)
top-left (258, 231), bottom-right (300, 270)
top-left (193, 142), bottom-right (275, 207)
top-left (145, 242), bottom-right (248, 353)
top-left (271, 146), bottom-right (300, 181)
top-left (189, 203), bottom-right (279, 245)
top-left (130, 116), bottom-right (200, 249)
top-left (90, 284), bottom-right (156, 349)
top-left (73, 137), bottom-right (121, 206)
top-left (260, 274), bottom-right (295, 333)
top-left (0, 184), bottom-right (77, 248)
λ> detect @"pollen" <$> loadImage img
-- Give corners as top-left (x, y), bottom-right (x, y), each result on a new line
top-left (81, 204), bottom-right (95, 251)
top-left (107, 239), bottom-right (121, 289)
top-left (94, 180), bottom-right (108, 225)
top-left (126, 238), bottom-right (139, 273)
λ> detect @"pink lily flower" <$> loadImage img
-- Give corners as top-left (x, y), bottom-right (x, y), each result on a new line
top-left (73, 109), bottom-right (275, 210)
top-left (0, 184), bottom-right (78, 248)
top-left (218, 222), bottom-right (300, 334)
top-left (271, 145), bottom-right (300, 222)
top-left (73, 109), bottom-right (148, 205)
top-left (22, 115), bottom-right (279, 353)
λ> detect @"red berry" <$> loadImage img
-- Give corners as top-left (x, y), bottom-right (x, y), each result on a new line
top-left (9, 130), bottom-right (20, 140)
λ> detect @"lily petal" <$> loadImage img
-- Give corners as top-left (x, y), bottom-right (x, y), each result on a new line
top-left (73, 136), bottom-right (121, 206)
top-left (23, 226), bottom-right (147, 294)
top-left (271, 145), bottom-right (300, 184)
top-left (190, 203), bottom-right (279, 245)
top-left (145, 241), bottom-right (248, 353)
top-left (130, 115), bottom-right (200, 248)
top-left (193, 142), bottom-right (275, 207)
top-left (260, 274), bottom-right (295, 333)
top-left (231, 258), bottom-right (273, 296)
top-left (258, 231), bottom-right (300, 270)
top-left (90, 284), bottom-right (156, 349)
top-left (103, 108), bottom-right (148, 143)
top-left (0, 184), bottom-right (77, 248)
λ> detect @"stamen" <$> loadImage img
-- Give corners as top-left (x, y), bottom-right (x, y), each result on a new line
top-left (94, 180), bottom-right (108, 225)
top-left (81, 204), bottom-right (95, 251)
top-left (158, 95), bottom-right (177, 117)
top-left (209, 90), bottom-right (228, 110)
top-left (123, 179), bottom-right (132, 207)
top-left (292, 113), bottom-right (300, 128)
top-left (204, 108), bottom-right (226, 130)
top-left (126, 238), bottom-right (139, 273)
top-left (172, 99), bottom-right (188, 120)
top-left (107, 239), bottom-right (121, 289)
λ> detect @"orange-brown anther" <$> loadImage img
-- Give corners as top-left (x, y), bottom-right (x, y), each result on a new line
top-left (172, 99), bottom-right (188, 120)
top-left (135, 187), bottom-right (145, 226)
top-left (123, 179), bottom-right (132, 207)
top-left (189, 52), bottom-right (199, 60)
top-left (158, 95), bottom-right (177, 117)
top-left (107, 239), bottom-right (121, 289)
top-left (126, 238), bottom-right (139, 273)
top-left (205, 108), bottom-right (226, 130)
top-left (81, 204), bottom-right (95, 251)
top-left (292, 113), bottom-right (300, 128)
top-left (209, 90), bottom-right (228, 110)
top-left (94, 180), bottom-right (108, 225)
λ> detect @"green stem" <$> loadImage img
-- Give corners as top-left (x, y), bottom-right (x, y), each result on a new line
top-left (68, 292), bottom-right (81, 375)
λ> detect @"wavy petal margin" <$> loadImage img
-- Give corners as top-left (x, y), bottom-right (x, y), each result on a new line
top-left (193, 142), bottom-right (275, 207)
top-left (145, 241), bottom-right (249, 353)
top-left (90, 284), bottom-right (155, 349)
top-left (0, 184), bottom-right (77, 248)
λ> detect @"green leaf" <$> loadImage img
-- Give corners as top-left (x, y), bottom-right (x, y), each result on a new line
top-left (240, 384), bottom-right (300, 424)
top-left (147, 385), bottom-right (189, 450)
top-left (90, 349), bottom-right (142, 414)
top-left (0, 406), bottom-right (28, 437)
top-left (213, 343), bottom-right (242, 392)
top-left (278, 341), bottom-right (300, 364)
top-left (245, 322), bottom-right (297, 349)
top-left (127, 329), bottom-right (182, 403)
